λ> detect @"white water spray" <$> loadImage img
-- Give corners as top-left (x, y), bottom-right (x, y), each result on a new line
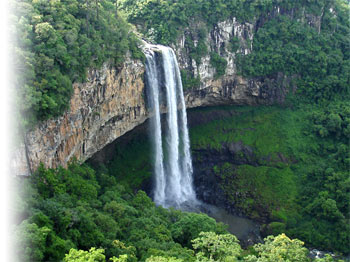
top-left (144, 44), bottom-right (196, 208)
top-left (145, 50), bottom-right (166, 203)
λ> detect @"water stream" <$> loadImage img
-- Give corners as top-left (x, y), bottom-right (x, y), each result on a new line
top-left (144, 44), bottom-right (197, 208)
top-left (144, 44), bottom-right (260, 244)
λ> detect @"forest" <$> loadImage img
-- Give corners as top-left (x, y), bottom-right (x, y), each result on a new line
top-left (12, 0), bottom-right (143, 128)
top-left (12, 0), bottom-right (350, 261)
top-left (14, 160), bottom-right (346, 261)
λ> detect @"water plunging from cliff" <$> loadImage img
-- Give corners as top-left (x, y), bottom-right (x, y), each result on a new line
top-left (144, 44), bottom-right (196, 208)
top-left (144, 45), bottom-right (262, 245)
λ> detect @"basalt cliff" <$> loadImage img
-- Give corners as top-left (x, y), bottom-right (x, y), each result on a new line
top-left (13, 15), bottom-right (304, 175)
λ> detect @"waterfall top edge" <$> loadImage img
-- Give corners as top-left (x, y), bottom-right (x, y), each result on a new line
top-left (142, 42), bottom-right (173, 56)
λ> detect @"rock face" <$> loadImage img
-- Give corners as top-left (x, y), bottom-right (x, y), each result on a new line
top-left (15, 16), bottom-right (292, 174)
top-left (192, 143), bottom-right (259, 215)
top-left (173, 17), bottom-right (289, 108)
top-left (21, 58), bottom-right (146, 173)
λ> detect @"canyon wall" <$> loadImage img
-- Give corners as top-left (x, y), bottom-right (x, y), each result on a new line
top-left (13, 58), bottom-right (146, 175)
top-left (13, 17), bottom-right (292, 175)
top-left (172, 17), bottom-right (290, 108)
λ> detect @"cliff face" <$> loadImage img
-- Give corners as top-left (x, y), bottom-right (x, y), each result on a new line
top-left (14, 17), bottom-right (292, 175)
top-left (15, 58), bottom-right (146, 175)
top-left (173, 17), bottom-right (289, 108)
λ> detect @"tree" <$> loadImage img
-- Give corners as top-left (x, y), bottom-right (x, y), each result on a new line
top-left (171, 213), bottom-right (226, 247)
top-left (192, 232), bottom-right (242, 262)
top-left (146, 256), bottom-right (184, 262)
top-left (14, 221), bottom-right (51, 262)
top-left (111, 254), bottom-right (129, 262)
top-left (210, 52), bottom-right (227, 78)
top-left (95, 0), bottom-right (100, 20)
top-left (132, 190), bottom-right (155, 211)
top-left (244, 234), bottom-right (309, 262)
top-left (12, 0), bottom-right (138, 127)
top-left (63, 248), bottom-right (105, 262)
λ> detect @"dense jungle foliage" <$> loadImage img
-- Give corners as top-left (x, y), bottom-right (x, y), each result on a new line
top-left (12, 0), bottom-right (144, 127)
top-left (14, 162), bottom-right (221, 261)
top-left (13, 0), bottom-right (350, 261)
top-left (120, 0), bottom-right (341, 45)
top-left (13, 162), bottom-right (344, 261)
top-left (239, 14), bottom-right (350, 103)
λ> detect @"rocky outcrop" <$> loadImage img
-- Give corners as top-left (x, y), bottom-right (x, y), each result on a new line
top-left (19, 57), bottom-right (146, 173)
top-left (14, 16), bottom-right (292, 175)
top-left (174, 17), bottom-right (290, 108)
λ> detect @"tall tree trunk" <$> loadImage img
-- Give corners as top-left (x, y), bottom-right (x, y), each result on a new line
top-left (115, 0), bottom-right (118, 18)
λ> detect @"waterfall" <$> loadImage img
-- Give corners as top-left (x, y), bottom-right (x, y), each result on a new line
top-left (144, 44), bottom-right (197, 208)
top-left (145, 50), bottom-right (166, 203)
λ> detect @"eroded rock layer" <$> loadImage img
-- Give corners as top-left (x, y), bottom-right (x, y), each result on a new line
top-left (20, 58), bottom-right (146, 174)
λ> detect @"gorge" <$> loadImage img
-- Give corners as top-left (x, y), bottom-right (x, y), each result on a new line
top-left (12, 16), bottom-right (289, 177)
top-left (12, 0), bottom-right (350, 260)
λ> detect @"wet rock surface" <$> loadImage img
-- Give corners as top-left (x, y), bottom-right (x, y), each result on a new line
top-left (192, 142), bottom-right (258, 213)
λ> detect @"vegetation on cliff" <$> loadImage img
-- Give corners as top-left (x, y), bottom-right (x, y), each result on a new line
top-left (13, 0), bottom-right (349, 124)
top-left (121, 0), bottom-right (349, 101)
top-left (239, 14), bottom-right (349, 103)
top-left (12, 0), bottom-right (143, 127)
top-left (120, 0), bottom-right (334, 44)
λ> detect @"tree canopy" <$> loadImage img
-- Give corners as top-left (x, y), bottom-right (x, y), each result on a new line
top-left (12, 0), bottom-right (143, 128)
